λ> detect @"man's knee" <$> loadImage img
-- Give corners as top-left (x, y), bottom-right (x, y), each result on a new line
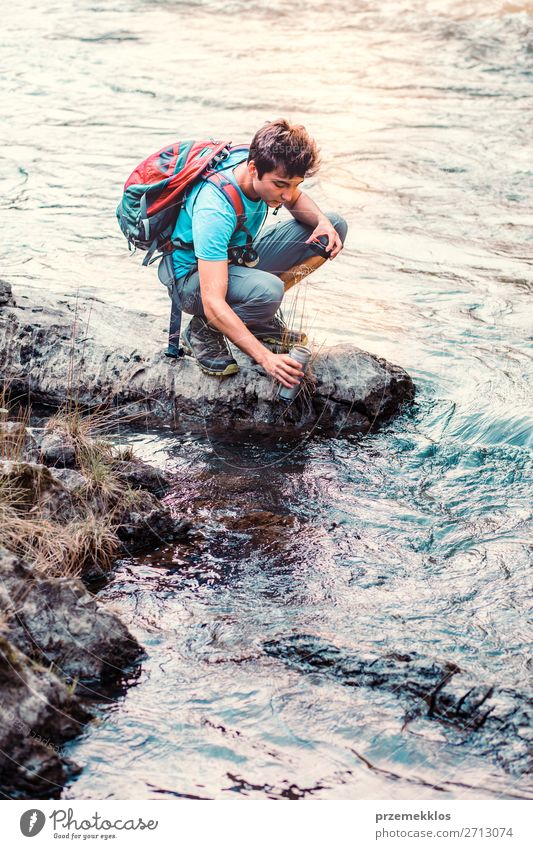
top-left (230, 270), bottom-right (283, 325)
top-left (325, 212), bottom-right (348, 244)
top-left (245, 272), bottom-right (284, 307)
top-left (237, 269), bottom-right (284, 309)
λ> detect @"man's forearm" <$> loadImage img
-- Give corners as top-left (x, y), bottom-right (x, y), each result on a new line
top-left (204, 298), bottom-right (270, 366)
top-left (284, 190), bottom-right (328, 228)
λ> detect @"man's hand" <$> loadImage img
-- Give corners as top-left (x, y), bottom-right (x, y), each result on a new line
top-left (198, 260), bottom-right (306, 387)
top-left (258, 350), bottom-right (305, 389)
top-left (305, 217), bottom-right (344, 259)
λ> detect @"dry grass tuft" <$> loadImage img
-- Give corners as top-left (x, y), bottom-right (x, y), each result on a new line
top-left (46, 402), bottom-right (120, 455)
top-left (0, 384), bottom-right (31, 462)
top-left (1, 509), bottom-right (120, 579)
top-left (0, 400), bottom-right (142, 579)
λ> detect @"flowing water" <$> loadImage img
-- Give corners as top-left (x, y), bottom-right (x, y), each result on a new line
top-left (1, 0), bottom-right (532, 799)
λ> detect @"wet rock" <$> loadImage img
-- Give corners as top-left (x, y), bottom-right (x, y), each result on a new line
top-left (115, 489), bottom-right (187, 551)
top-left (0, 280), bottom-right (15, 307)
top-left (313, 345), bottom-right (413, 425)
top-left (0, 634), bottom-right (88, 799)
top-left (112, 458), bottom-right (172, 494)
top-left (0, 547), bottom-right (143, 685)
top-left (0, 285), bottom-right (415, 435)
top-left (40, 428), bottom-right (76, 467)
top-left (264, 635), bottom-right (532, 774)
top-left (222, 510), bottom-right (298, 532)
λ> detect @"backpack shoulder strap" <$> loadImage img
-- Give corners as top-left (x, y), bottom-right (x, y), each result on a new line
top-left (204, 171), bottom-right (246, 229)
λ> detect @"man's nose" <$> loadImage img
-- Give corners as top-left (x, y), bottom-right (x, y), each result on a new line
top-left (281, 188), bottom-right (295, 203)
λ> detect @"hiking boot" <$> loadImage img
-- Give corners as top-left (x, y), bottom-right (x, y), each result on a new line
top-left (251, 314), bottom-right (308, 353)
top-left (181, 316), bottom-right (239, 377)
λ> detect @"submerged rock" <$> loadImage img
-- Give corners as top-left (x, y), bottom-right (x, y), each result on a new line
top-left (112, 458), bottom-right (172, 495)
top-left (0, 283), bottom-right (414, 434)
top-left (264, 635), bottom-right (532, 776)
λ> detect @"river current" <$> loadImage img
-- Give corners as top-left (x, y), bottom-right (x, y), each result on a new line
top-left (2, 0), bottom-right (532, 799)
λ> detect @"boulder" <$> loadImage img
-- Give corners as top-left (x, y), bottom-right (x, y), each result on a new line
top-left (0, 547), bottom-right (143, 686)
top-left (0, 458), bottom-right (79, 522)
top-left (0, 634), bottom-right (88, 798)
top-left (0, 421), bottom-right (40, 462)
top-left (112, 457), bottom-right (172, 495)
top-left (0, 283), bottom-right (414, 434)
top-left (0, 280), bottom-right (15, 307)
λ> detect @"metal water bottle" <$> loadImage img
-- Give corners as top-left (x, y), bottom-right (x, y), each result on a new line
top-left (278, 345), bottom-right (312, 401)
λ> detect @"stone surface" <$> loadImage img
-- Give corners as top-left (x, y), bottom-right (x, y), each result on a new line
top-left (0, 633), bottom-right (88, 798)
top-left (48, 467), bottom-right (89, 494)
top-left (0, 285), bottom-right (415, 434)
top-left (40, 428), bottom-right (76, 467)
top-left (112, 458), bottom-right (172, 494)
top-left (115, 489), bottom-right (184, 550)
top-left (0, 280), bottom-right (15, 307)
top-left (0, 421), bottom-right (40, 462)
top-left (0, 458), bottom-right (79, 522)
top-left (0, 547), bottom-right (143, 685)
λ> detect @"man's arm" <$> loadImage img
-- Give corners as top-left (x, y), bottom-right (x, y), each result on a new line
top-left (284, 191), bottom-right (344, 258)
top-left (198, 259), bottom-right (304, 389)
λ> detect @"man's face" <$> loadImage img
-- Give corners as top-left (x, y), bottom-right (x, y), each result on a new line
top-left (249, 162), bottom-right (304, 207)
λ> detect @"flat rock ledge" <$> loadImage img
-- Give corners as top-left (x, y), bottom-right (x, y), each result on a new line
top-left (0, 282), bottom-right (414, 433)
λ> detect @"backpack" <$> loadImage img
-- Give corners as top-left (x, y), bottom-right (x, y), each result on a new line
top-left (116, 139), bottom-right (251, 265)
top-left (116, 139), bottom-right (252, 357)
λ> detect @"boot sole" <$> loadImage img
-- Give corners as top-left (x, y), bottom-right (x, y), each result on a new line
top-left (181, 338), bottom-right (239, 377)
top-left (255, 333), bottom-right (308, 350)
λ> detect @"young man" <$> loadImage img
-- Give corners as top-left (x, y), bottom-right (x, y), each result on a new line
top-left (162, 119), bottom-right (347, 389)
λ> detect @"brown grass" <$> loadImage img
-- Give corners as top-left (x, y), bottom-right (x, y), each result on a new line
top-left (0, 383), bottom-right (31, 461)
top-left (0, 401), bottom-right (141, 579)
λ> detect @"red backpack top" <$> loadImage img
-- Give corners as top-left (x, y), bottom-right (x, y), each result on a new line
top-left (116, 139), bottom-right (250, 265)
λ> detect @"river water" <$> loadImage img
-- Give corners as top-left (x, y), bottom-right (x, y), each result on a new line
top-left (2, 0), bottom-right (532, 799)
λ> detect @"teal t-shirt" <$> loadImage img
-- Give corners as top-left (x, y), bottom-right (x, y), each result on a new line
top-left (171, 149), bottom-right (267, 280)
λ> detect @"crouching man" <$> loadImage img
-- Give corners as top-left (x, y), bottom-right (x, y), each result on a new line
top-left (163, 119), bottom-right (347, 390)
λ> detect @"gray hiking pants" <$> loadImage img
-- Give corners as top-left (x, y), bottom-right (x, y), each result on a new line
top-left (160, 212), bottom-right (348, 328)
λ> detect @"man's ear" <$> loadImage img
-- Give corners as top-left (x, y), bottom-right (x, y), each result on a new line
top-left (248, 159), bottom-right (258, 179)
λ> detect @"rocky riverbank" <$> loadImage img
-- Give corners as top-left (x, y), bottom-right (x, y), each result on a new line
top-left (0, 407), bottom-right (188, 798)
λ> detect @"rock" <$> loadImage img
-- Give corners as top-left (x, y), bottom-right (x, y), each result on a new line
top-left (0, 421), bottom-right (40, 462)
top-left (0, 634), bottom-right (88, 798)
top-left (48, 467), bottom-right (88, 494)
top-left (40, 428), bottom-right (77, 467)
top-left (0, 547), bottom-right (143, 686)
top-left (0, 285), bottom-right (415, 434)
top-left (0, 458), bottom-right (79, 522)
top-left (112, 458), bottom-right (172, 494)
top-left (0, 280), bottom-right (15, 307)
top-left (115, 490), bottom-right (184, 550)
top-left (313, 344), bottom-right (413, 425)
top-left (264, 635), bottom-right (532, 775)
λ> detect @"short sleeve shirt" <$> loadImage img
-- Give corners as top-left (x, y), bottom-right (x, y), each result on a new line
top-left (171, 148), bottom-right (267, 280)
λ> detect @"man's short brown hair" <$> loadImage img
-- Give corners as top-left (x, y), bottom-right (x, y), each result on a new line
top-left (248, 119), bottom-right (321, 179)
